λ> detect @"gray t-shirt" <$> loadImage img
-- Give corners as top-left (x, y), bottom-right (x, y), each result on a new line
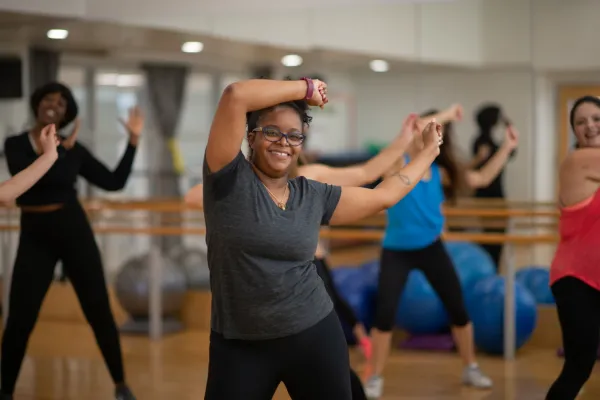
top-left (203, 151), bottom-right (342, 340)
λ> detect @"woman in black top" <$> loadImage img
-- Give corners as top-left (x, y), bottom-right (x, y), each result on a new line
top-left (470, 104), bottom-right (516, 270)
top-left (1, 82), bottom-right (142, 400)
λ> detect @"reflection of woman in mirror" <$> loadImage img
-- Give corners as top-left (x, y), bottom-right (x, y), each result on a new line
top-left (470, 104), bottom-right (516, 271)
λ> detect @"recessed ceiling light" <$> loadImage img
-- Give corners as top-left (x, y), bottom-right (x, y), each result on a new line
top-left (47, 29), bottom-right (69, 40)
top-left (181, 41), bottom-right (204, 53)
top-left (281, 54), bottom-right (303, 67)
top-left (369, 59), bottom-right (389, 73)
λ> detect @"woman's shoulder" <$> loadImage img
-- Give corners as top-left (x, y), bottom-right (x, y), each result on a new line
top-left (3, 131), bottom-right (29, 149)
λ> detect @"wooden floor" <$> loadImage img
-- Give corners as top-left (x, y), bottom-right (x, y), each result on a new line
top-left (4, 320), bottom-right (598, 399)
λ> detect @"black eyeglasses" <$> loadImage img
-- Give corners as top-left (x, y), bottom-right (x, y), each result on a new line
top-left (252, 126), bottom-right (305, 147)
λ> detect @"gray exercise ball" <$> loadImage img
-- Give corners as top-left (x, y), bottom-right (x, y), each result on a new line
top-left (169, 246), bottom-right (211, 289)
top-left (114, 252), bottom-right (188, 319)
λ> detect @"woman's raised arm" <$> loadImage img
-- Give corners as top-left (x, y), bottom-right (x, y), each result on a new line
top-left (329, 121), bottom-right (443, 225)
top-left (205, 79), bottom-right (326, 173)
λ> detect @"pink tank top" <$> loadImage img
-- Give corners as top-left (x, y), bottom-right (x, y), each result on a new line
top-left (550, 188), bottom-right (600, 290)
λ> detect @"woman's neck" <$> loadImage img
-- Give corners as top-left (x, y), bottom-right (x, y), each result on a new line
top-left (29, 123), bottom-right (47, 137)
top-left (251, 164), bottom-right (288, 190)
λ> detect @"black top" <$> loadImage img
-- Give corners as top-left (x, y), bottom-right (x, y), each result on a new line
top-left (471, 135), bottom-right (516, 198)
top-left (3, 131), bottom-right (137, 206)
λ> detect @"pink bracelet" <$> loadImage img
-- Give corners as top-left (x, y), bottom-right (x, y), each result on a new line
top-left (301, 77), bottom-right (314, 100)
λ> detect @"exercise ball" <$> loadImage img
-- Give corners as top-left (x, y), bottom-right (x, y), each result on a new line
top-left (445, 241), bottom-right (495, 291)
top-left (330, 266), bottom-right (366, 344)
top-left (396, 270), bottom-right (449, 335)
top-left (516, 266), bottom-right (554, 305)
top-left (170, 247), bottom-right (211, 289)
top-left (115, 252), bottom-right (188, 319)
top-left (360, 260), bottom-right (380, 294)
top-left (466, 275), bottom-right (537, 355)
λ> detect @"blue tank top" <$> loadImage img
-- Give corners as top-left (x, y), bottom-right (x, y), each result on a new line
top-left (382, 157), bottom-right (446, 250)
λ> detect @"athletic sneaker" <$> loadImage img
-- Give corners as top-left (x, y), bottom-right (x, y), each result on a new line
top-left (462, 365), bottom-right (493, 389)
top-left (364, 375), bottom-right (384, 399)
top-left (115, 385), bottom-right (136, 400)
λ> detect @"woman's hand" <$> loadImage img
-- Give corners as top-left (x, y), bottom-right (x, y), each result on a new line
top-left (39, 124), bottom-right (59, 158)
top-left (503, 125), bottom-right (519, 150)
top-left (421, 120), bottom-right (443, 156)
top-left (307, 79), bottom-right (328, 109)
top-left (450, 103), bottom-right (463, 121)
top-left (120, 106), bottom-right (144, 145)
top-left (391, 113), bottom-right (419, 149)
top-left (62, 118), bottom-right (80, 150)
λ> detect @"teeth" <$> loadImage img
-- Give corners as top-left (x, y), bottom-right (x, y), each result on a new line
top-left (270, 151), bottom-right (288, 156)
top-left (46, 109), bottom-right (55, 117)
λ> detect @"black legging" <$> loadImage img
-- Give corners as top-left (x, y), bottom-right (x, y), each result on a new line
top-left (314, 258), bottom-right (359, 328)
top-left (373, 239), bottom-right (470, 332)
top-left (1, 200), bottom-right (125, 394)
top-left (205, 310), bottom-right (353, 399)
top-left (547, 276), bottom-right (600, 400)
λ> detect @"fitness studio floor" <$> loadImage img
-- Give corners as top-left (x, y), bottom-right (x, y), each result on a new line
top-left (5, 245), bottom-right (600, 399)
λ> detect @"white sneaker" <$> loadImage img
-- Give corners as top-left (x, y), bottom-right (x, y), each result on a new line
top-left (462, 365), bottom-right (493, 389)
top-left (364, 375), bottom-right (384, 399)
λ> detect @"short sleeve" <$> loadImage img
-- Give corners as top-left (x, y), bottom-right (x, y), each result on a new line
top-left (307, 179), bottom-right (342, 226)
top-left (203, 151), bottom-right (247, 201)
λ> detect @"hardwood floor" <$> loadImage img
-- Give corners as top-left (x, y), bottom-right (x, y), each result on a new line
top-left (6, 321), bottom-right (599, 399)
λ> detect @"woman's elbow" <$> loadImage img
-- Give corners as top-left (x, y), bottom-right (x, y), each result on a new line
top-left (466, 174), bottom-right (486, 189)
top-left (221, 83), bottom-right (246, 105)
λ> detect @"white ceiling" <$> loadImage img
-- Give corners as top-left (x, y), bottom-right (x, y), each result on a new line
top-left (0, 10), bottom-right (470, 74)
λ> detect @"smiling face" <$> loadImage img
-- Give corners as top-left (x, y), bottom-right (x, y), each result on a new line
top-left (248, 106), bottom-right (305, 178)
top-left (572, 100), bottom-right (600, 148)
top-left (36, 92), bottom-right (67, 127)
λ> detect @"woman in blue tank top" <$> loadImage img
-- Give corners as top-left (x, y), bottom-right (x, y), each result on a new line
top-left (364, 110), bottom-right (519, 399)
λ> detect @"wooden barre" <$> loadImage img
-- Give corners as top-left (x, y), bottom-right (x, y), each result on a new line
top-left (0, 224), bottom-right (559, 244)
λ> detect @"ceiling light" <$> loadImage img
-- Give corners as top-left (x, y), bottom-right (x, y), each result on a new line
top-left (181, 41), bottom-right (204, 53)
top-left (369, 59), bottom-right (389, 73)
top-left (281, 54), bottom-right (303, 67)
top-left (47, 29), bottom-right (69, 40)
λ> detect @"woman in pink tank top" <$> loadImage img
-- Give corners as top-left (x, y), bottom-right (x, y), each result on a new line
top-left (547, 95), bottom-right (600, 400)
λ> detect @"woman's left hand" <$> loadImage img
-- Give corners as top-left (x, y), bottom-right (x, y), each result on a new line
top-left (62, 118), bottom-right (80, 150)
top-left (120, 106), bottom-right (144, 145)
top-left (504, 125), bottom-right (519, 150)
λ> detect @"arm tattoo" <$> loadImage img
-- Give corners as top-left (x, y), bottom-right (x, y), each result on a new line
top-left (391, 172), bottom-right (411, 185)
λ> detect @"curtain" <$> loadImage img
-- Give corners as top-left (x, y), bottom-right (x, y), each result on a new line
top-left (28, 47), bottom-right (60, 93)
top-left (141, 63), bottom-right (190, 253)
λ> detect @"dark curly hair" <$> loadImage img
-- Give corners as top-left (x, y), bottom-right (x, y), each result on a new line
top-left (30, 81), bottom-right (78, 129)
top-left (246, 77), bottom-right (313, 162)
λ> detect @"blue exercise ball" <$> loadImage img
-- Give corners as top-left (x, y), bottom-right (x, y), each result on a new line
top-left (445, 241), bottom-right (495, 292)
top-left (360, 260), bottom-right (380, 294)
top-left (466, 275), bottom-right (538, 355)
top-left (396, 270), bottom-right (449, 334)
top-left (330, 267), bottom-right (369, 344)
top-left (516, 266), bottom-right (555, 305)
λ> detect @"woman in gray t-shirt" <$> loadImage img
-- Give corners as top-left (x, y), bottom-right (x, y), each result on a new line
top-left (203, 77), bottom-right (442, 399)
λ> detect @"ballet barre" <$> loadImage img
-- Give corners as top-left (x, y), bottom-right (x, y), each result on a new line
top-left (0, 199), bottom-right (560, 362)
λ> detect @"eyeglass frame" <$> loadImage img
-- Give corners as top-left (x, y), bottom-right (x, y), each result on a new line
top-left (251, 126), bottom-right (306, 147)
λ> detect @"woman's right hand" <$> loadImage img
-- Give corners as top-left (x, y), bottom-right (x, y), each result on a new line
top-left (306, 79), bottom-right (328, 108)
top-left (421, 120), bottom-right (443, 155)
top-left (392, 113), bottom-right (419, 149)
top-left (40, 124), bottom-right (60, 157)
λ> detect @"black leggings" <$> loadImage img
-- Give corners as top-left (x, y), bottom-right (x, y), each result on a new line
top-left (547, 277), bottom-right (600, 400)
top-left (314, 258), bottom-right (360, 328)
top-left (205, 311), bottom-right (356, 400)
top-left (1, 201), bottom-right (125, 394)
top-left (373, 238), bottom-right (470, 332)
